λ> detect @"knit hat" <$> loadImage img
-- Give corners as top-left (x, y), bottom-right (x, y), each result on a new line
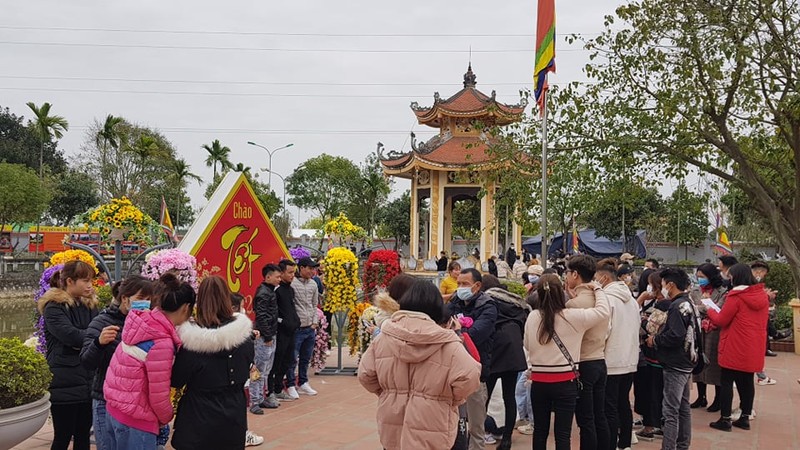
top-left (527, 264), bottom-right (544, 276)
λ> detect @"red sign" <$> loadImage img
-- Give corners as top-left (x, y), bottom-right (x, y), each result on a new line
top-left (180, 174), bottom-right (290, 319)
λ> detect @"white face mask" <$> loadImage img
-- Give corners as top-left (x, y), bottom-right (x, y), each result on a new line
top-left (646, 285), bottom-right (654, 294)
top-left (661, 287), bottom-right (670, 299)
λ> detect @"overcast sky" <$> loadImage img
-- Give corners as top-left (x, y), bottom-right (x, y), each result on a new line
top-left (2, 0), bottom-right (625, 225)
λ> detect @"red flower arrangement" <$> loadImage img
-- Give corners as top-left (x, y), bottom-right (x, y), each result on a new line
top-left (363, 250), bottom-right (401, 301)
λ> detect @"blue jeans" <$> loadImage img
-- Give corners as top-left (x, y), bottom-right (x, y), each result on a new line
top-left (286, 326), bottom-right (316, 387)
top-left (107, 413), bottom-right (157, 450)
top-left (515, 371), bottom-right (532, 422)
top-left (250, 336), bottom-right (277, 405)
top-left (93, 399), bottom-right (114, 450)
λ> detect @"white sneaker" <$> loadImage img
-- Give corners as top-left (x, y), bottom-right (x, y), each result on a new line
top-left (757, 377), bottom-right (777, 385)
top-left (286, 386), bottom-right (300, 399)
top-left (516, 423), bottom-right (534, 435)
top-left (631, 428), bottom-right (639, 444)
top-left (484, 433), bottom-right (497, 445)
top-left (297, 382), bottom-right (318, 396)
top-left (731, 408), bottom-right (757, 420)
top-left (245, 431), bottom-right (264, 447)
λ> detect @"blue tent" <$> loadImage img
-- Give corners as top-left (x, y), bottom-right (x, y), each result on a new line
top-left (522, 229), bottom-right (647, 259)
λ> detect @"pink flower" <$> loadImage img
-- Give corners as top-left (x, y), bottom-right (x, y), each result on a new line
top-left (141, 248), bottom-right (199, 291)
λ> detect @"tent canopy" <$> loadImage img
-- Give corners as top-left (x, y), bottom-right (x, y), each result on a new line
top-left (522, 229), bottom-right (647, 260)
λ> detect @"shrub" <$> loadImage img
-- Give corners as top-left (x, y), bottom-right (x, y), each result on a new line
top-left (0, 337), bottom-right (52, 408)
top-left (675, 259), bottom-right (697, 268)
top-left (774, 305), bottom-right (793, 331)
top-left (505, 281), bottom-right (528, 298)
top-left (764, 262), bottom-right (797, 306)
top-left (96, 285), bottom-right (113, 309)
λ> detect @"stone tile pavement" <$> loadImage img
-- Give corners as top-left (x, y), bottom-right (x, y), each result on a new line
top-left (14, 349), bottom-right (800, 450)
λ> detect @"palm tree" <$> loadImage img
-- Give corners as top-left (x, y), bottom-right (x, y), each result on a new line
top-left (26, 102), bottom-right (69, 179)
top-left (202, 139), bottom-right (232, 179)
top-left (232, 162), bottom-right (252, 176)
top-left (95, 114), bottom-right (123, 200)
top-left (173, 158), bottom-right (202, 230)
top-left (26, 101), bottom-right (68, 257)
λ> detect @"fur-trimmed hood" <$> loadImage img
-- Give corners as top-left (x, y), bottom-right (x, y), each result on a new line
top-left (373, 292), bottom-right (400, 327)
top-left (178, 313), bottom-right (253, 354)
top-left (37, 287), bottom-right (97, 313)
top-left (485, 287), bottom-right (531, 312)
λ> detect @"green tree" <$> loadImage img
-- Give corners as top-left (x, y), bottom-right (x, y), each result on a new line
top-left (205, 172), bottom-right (282, 219)
top-left (583, 182), bottom-right (664, 247)
top-left (173, 158), bottom-right (202, 230)
top-left (0, 106), bottom-right (66, 175)
top-left (550, 0), bottom-right (800, 294)
top-left (661, 184), bottom-right (710, 248)
top-left (202, 139), bottom-right (232, 179)
top-left (95, 114), bottom-right (123, 200)
top-left (0, 163), bottom-right (51, 232)
top-left (25, 102), bottom-right (68, 180)
top-left (451, 199), bottom-right (481, 251)
top-left (232, 162), bottom-right (252, 176)
top-left (346, 152), bottom-right (392, 236)
top-left (376, 191), bottom-right (411, 250)
top-left (302, 217), bottom-right (326, 229)
top-left (286, 154), bottom-right (360, 222)
top-left (49, 170), bottom-right (99, 225)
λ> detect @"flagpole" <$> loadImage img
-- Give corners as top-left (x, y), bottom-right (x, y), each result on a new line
top-left (541, 79), bottom-right (548, 266)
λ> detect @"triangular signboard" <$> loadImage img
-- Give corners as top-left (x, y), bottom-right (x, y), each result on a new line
top-left (178, 172), bottom-right (290, 317)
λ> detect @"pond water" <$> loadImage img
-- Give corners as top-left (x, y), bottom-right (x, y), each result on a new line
top-left (0, 296), bottom-right (37, 341)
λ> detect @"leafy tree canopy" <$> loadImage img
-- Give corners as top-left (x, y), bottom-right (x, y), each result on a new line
top-left (0, 106), bottom-right (66, 175)
top-left (0, 163), bottom-right (51, 231)
top-left (49, 170), bottom-right (100, 226)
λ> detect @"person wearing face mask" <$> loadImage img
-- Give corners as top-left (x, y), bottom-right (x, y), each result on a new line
top-left (39, 260), bottom-right (100, 450)
top-left (104, 273), bottom-right (196, 449)
top-left (688, 264), bottom-right (728, 413)
top-left (447, 268), bottom-right (498, 450)
top-left (617, 264), bottom-right (635, 295)
top-left (81, 275), bottom-right (154, 450)
top-left (717, 255), bottom-right (738, 288)
top-left (645, 268), bottom-right (703, 450)
top-left (524, 264), bottom-right (543, 292)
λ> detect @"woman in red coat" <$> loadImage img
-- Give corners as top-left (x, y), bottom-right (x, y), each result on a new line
top-left (705, 263), bottom-right (769, 432)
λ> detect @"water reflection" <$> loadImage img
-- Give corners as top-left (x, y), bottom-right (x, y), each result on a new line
top-left (0, 298), bottom-right (36, 341)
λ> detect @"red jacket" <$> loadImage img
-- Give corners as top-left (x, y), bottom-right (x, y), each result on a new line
top-left (707, 284), bottom-right (769, 373)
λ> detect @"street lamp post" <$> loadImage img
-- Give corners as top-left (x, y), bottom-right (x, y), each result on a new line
top-left (260, 168), bottom-right (287, 219)
top-left (247, 141), bottom-right (293, 188)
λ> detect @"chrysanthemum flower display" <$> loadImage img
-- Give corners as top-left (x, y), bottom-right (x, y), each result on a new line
top-left (141, 248), bottom-right (199, 291)
top-left (47, 249), bottom-right (99, 274)
top-left (289, 246), bottom-right (311, 261)
top-left (80, 197), bottom-right (158, 245)
top-left (346, 302), bottom-right (373, 357)
top-left (322, 247), bottom-right (359, 313)
top-left (323, 212), bottom-right (366, 248)
top-left (363, 249), bottom-right (401, 301)
top-left (310, 308), bottom-right (331, 373)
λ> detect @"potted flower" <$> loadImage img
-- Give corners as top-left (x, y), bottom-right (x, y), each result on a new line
top-left (0, 338), bottom-right (53, 449)
top-left (363, 249), bottom-right (401, 301)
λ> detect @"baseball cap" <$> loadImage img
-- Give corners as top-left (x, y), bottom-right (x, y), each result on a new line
top-left (297, 257), bottom-right (319, 268)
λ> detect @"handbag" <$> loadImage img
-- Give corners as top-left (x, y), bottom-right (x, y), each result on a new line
top-left (551, 331), bottom-right (583, 391)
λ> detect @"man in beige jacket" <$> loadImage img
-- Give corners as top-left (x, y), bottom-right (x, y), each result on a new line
top-left (566, 255), bottom-right (611, 450)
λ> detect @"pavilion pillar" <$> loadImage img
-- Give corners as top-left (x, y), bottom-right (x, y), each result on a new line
top-left (443, 194), bottom-right (453, 254)
top-left (512, 218), bottom-right (523, 256)
top-left (428, 171), bottom-right (445, 259)
top-left (410, 175), bottom-right (419, 260)
top-left (480, 181), bottom-right (495, 263)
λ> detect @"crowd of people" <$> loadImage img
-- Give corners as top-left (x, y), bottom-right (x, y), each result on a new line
top-left (360, 252), bottom-right (778, 450)
top-left (40, 256), bottom-right (326, 450)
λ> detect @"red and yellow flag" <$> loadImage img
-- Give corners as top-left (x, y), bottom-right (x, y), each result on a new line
top-left (534, 0), bottom-right (556, 113)
top-left (160, 197), bottom-right (175, 239)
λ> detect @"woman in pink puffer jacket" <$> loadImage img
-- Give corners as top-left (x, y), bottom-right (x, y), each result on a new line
top-left (103, 274), bottom-right (195, 449)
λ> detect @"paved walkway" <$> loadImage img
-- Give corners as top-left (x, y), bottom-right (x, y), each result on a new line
top-left (14, 349), bottom-right (800, 449)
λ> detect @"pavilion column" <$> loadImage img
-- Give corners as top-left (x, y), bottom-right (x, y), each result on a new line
top-left (480, 181), bottom-right (495, 263)
top-left (428, 171), bottom-right (445, 259)
top-left (512, 217), bottom-right (523, 255)
top-left (410, 175), bottom-right (420, 260)
top-left (443, 193), bottom-right (453, 254)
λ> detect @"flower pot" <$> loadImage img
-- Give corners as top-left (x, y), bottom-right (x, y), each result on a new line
top-left (0, 392), bottom-right (51, 449)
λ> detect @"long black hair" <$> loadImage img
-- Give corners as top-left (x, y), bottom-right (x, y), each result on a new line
top-left (695, 263), bottom-right (723, 290)
top-left (398, 280), bottom-right (445, 323)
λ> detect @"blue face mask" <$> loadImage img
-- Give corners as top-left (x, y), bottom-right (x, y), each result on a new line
top-left (130, 300), bottom-right (151, 311)
top-left (456, 287), bottom-right (474, 301)
top-left (697, 278), bottom-right (709, 287)
top-left (529, 275), bottom-right (540, 285)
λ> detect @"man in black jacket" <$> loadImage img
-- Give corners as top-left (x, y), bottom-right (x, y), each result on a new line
top-left (646, 268), bottom-right (699, 450)
top-left (448, 268), bottom-right (498, 450)
top-left (268, 259), bottom-right (301, 402)
top-left (249, 263), bottom-right (281, 414)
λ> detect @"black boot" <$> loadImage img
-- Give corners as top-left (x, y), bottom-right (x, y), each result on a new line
top-left (690, 397), bottom-right (708, 409)
top-left (497, 437), bottom-right (512, 450)
top-left (707, 400), bottom-right (721, 412)
top-left (710, 417), bottom-right (732, 431)
top-left (733, 415), bottom-right (751, 430)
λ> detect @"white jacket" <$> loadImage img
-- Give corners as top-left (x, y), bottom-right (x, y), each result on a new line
top-left (603, 281), bottom-right (640, 375)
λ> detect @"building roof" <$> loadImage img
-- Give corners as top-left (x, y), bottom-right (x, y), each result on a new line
top-left (380, 135), bottom-right (492, 175)
top-left (410, 65), bottom-right (527, 128)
